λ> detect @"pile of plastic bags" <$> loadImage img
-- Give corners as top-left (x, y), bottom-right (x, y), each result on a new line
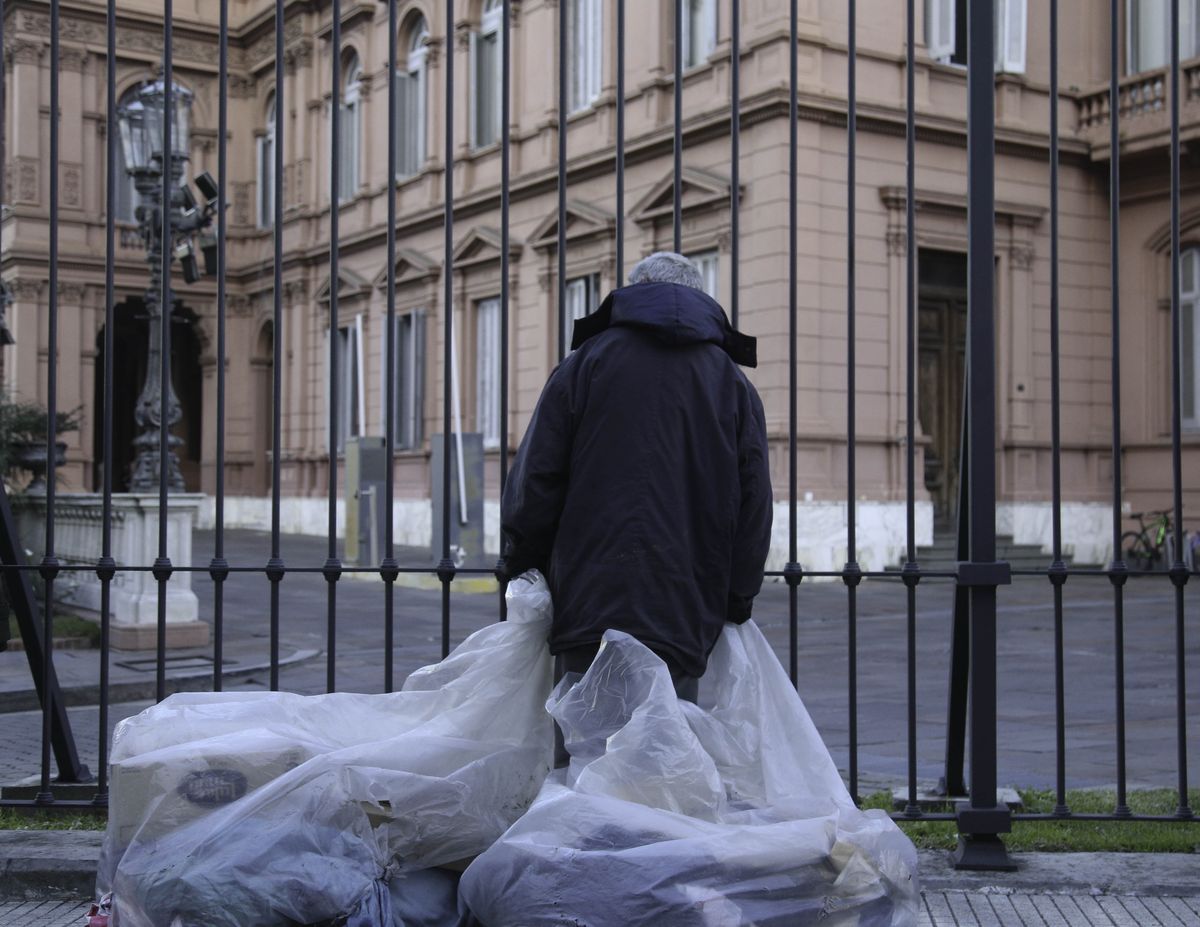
top-left (98, 572), bottom-right (919, 926)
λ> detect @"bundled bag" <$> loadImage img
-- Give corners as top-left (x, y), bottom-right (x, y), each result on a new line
top-left (98, 571), bottom-right (555, 927)
top-left (459, 622), bottom-right (920, 926)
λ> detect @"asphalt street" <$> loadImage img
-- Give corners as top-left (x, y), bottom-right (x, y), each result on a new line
top-left (2, 528), bottom-right (1197, 794)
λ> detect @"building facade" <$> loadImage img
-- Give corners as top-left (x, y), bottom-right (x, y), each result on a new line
top-left (2, 0), bottom-right (1198, 571)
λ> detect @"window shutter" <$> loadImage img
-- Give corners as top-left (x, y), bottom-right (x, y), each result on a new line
top-left (926, 0), bottom-right (955, 61)
top-left (995, 0), bottom-right (1027, 73)
top-left (414, 311), bottom-right (426, 445)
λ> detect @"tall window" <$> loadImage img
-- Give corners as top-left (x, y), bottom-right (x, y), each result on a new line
top-left (383, 311), bottom-right (426, 449)
top-left (1128, 0), bottom-right (1200, 73)
top-left (397, 17), bottom-right (429, 177)
top-left (688, 251), bottom-right (719, 301)
top-left (471, 0), bottom-right (503, 149)
top-left (1183, 248), bottom-right (1199, 430)
top-left (926, 0), bottom-right (1026, 71)
top-left (476, 297), bottom-right (501, 448)
top-left (569, 0), bottom-right (602, 112)
top-left (683, 0), bottom-right (717, 69)
top-left (563, 273), bottom-right (600, 356)
top-left (336, 318), bottom-right (364, 452)
top-left (337, 52), bottom-right (362, 202)
top-left (257, 94), bottom-right (275, 229)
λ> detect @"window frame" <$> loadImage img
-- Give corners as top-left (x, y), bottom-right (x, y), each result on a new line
top-left (335, 315), bottom-right (366, 453)
top-left (336, 52), bottom-right (363, 203)
top-left (562, 272), bottom-right (601, 356)
top-left (475, 295), bottom-right (502, 449)
top-left (381, 309), bottom-right (426, 450)
top-left (1127, 0), bottom-right (1200, 74)
top-left (470, 0), bottom-right (503, 150)
top-left (687, 250), bottom-right (720, 301)
top-left (569, 0), bottom-right (603, 112)
top-left (257, 93), bottom-right (275, 229)
top-left (682, 0), bottom-right (718, 70)
top-left (1182, 247), bottom-right (1200, 431)
top-left (396, 18), bottom-right (429, 178)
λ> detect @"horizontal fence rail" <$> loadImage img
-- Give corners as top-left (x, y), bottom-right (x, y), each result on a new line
top-left (0, 0), bottom-right (1195, 875)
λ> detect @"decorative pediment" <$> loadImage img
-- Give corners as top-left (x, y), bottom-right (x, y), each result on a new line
top-left (372, 247), bottom-right (441, 289)
top-left (632, 167), bottom-right (734, 227)
top-left (452, 226), bottom-right (522, 272)
top-left (878, 186), bottom-right (1045, 228)
top-left (315, 266), bottom-right (371, 303)
top-left (530, 200), bottom-right (616, 251)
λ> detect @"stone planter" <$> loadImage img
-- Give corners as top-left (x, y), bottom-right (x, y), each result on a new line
top-left (13, 492), bottom-right (208, 651)
top-left (12, 440), bottom-right (67, 492)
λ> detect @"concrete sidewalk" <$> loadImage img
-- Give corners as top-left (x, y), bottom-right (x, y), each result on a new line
top-left (1, 835), bottom-right (1198, 925)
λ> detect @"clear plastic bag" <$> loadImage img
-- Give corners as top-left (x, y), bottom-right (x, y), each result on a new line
top-left (99, 571), bottom-right (555, 927)
top-left (459, 622), bottom-right (920, 926)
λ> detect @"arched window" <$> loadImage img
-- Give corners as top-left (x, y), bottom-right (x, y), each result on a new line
top-left (257, 93), bottom-right (275, 229)
top-left (1183, 247), bottom-right (1200, 430)
top-left (569, 0), bottom-right (602, 111)
top-left (683, 0), bottom-right (717, 70)
top-left (337, 52), bottom-right (362, 201)
top-left (397, 15), bottom-right (429, 177)
top-left (471, 0), bottom-right (503, 148)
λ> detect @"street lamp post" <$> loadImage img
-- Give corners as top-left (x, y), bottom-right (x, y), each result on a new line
top-left (117, 81), bottom-right (217, 492)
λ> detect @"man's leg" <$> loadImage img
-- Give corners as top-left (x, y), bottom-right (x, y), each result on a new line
top-left (552, 643), bottom-right (600, 769)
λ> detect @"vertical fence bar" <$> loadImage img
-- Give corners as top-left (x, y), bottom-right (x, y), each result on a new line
top-left (785, 0), bottom-right (800, 685)
top-left (37, 0), bottom-right (61, 804)
top-left (1048, 0), bottom-right (1069, 818)
top-left (438, 0), bottom-right (455, 659)
top-left (901, 0), bottom-right (920, 817)
top-left (615, 0), bottom-right (625, 280)
top-left (267, 0), bottom-right (285, 692)
top-left (1107, 0), bottom-right (1131, 819)
top-left (156, 0), bottom-right (175, 703)
top-left (844, 0), bottom-right (860, 805)
top-left (673, 0), bottom-right (682, 253)
top-left (95, 0), bottom-right (118, 808)
top-left (955, 0), bottom-right (1013, 871)
top-left (210, 0), bottom-right (230, 693)
top-left (326, 0), bottom-right (343, 694)
top-left (557, 0), bottom-right (567, 362)
top-left (1167, 0), bottom-right (1193, 821)
top-left (384, 0), bottom-right (399, 685)
top-left (729, 0), bottom-right (739, 328)
top-left (498, 0), bottom-right (512, 621)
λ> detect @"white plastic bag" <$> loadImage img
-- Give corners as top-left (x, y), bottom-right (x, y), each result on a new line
top-left (459, 622), bottom-right (920, 926)
top-left (100, 570), bottom-right (554, 927)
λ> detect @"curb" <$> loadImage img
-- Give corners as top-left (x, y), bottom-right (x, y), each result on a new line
top-left (0, 831), bottom-right (102, 902)
top-left (916, 849), bottom-right (1200, 897)
top-left (0, 649), bottom-right (322, 714)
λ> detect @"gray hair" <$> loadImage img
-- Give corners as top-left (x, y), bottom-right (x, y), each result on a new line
top-left (628, 251), bottom-right (705, 291)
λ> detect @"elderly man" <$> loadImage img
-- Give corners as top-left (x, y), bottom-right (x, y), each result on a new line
top-left (500, 252), bottom-right (772, 764)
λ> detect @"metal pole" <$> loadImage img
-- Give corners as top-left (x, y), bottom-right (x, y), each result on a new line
top-left (383, 0), bottom-right (399, 685)
top-left (844, 0), bottom-right (860, 806)
top-left (673, 0), bottom-right (683, 253)
top-left (497, 0), bottom-right (512, 619)
top-left (437, 0), bottom-right (456, 658)
top-left (266, 0), bottom-right (286, 692)
top-left (953, 0), bottom-right (1014, 871)
top-left (785, 0), bottom-right (801, 686)
top-left (326, 0), bottom-right (344, 693)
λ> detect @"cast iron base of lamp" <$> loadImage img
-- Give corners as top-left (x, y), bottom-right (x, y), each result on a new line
top-left (129, 431), bottom-right (185, 493)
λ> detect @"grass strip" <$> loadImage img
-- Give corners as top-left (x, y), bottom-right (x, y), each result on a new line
top-left (862, 788), bottom-right (1200, 853)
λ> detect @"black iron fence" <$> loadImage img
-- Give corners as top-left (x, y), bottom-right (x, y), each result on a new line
top-left (0, 0), bottom-right (1196, 873)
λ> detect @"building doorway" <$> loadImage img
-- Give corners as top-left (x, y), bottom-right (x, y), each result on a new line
top-left (92, 299), bottom-right (204, 492)
top-left (917, 249), bottom-right (968, 525)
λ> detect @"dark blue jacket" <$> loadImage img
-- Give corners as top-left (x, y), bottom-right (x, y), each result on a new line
top-left (500, 283), bottom-right (772, 678)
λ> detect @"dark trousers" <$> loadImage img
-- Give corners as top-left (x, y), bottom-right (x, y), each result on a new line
top-left (552, 642), bottom-right (700, 769)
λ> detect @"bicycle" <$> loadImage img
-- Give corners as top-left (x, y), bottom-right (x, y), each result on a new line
top-left (1122, 509), bottom-right (1186, 571)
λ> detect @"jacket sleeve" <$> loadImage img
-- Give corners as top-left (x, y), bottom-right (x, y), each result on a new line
top-left (727, 384), bottom-right (772, 623)
top-left (500, 368), bottom-right (574, 579)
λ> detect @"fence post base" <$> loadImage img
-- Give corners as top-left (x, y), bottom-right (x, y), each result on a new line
top-left (953, 803), bottom-right (1016, 871)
